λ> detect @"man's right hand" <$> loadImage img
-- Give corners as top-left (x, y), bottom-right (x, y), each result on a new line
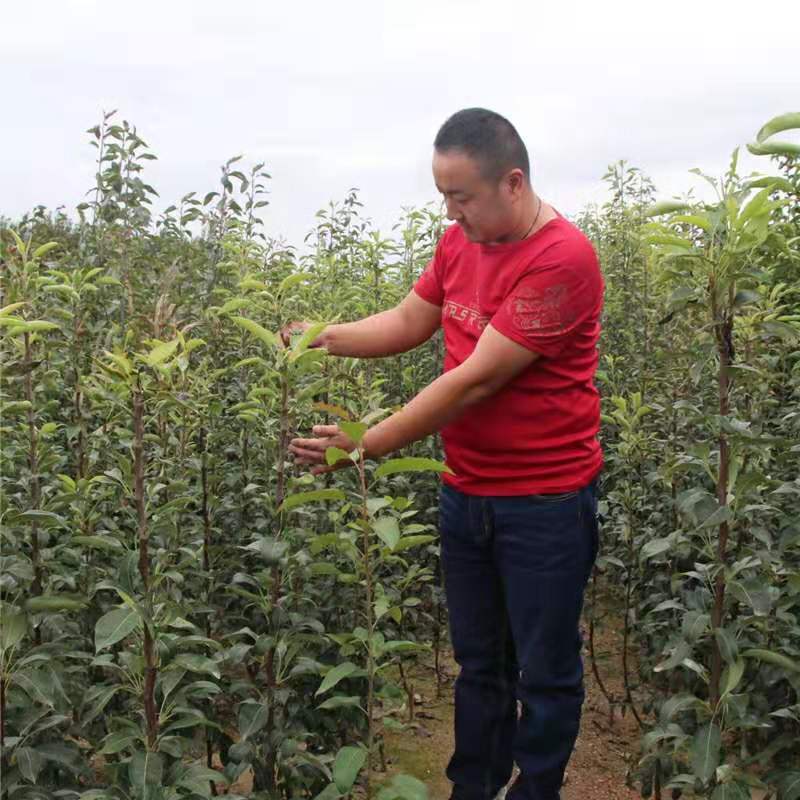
top-left (278, 290), bottom-right (441, 358)
top-left (279, 320), bottom-right (313, 348)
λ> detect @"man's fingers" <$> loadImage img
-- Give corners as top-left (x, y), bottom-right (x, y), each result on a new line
top-left (290, 444), bottom-right (325, 460)
top-left (289, 425), bottom-right (357, 474)
top-left (311, 459), bottom-right (353, 475)
top-left (312, 425), bottom-right (340, 436)
top-left (290, 437), bottom-right (327, 452)
top-left (279, 320), bottom-right (311, 347)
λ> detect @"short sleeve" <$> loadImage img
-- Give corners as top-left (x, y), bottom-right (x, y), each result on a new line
top-left (490, 253), bottom-right (601, 359)
top-left (413, 237), bottom-right (446, 307)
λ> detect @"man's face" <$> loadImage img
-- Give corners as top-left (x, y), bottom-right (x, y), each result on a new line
top-left (432, 149), bottom-right (519, 244)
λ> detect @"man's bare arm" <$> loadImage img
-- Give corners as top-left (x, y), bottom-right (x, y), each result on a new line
top-left (290, 324), bottom-right (541, 469)
top-left (314, 291), bottom-right (441, 358)
top-left (360, 323), bottom-right (540, 456)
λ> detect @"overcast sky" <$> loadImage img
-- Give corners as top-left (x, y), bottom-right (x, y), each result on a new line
top-left (3, 0), bottom-right (798, 248)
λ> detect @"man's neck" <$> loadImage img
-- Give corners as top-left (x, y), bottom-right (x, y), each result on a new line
top-left (489, 193), bottom-right (553, 245)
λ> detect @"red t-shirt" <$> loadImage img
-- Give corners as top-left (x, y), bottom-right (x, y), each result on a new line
top-left (413, 215), bottom-right (604, 495)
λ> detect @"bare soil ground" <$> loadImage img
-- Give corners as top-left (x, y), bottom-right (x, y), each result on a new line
top-left (376, 621), bottom-right (643, 800)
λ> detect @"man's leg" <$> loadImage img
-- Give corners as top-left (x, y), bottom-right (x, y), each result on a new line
top-left (439, 485), bottom-right (518, 800)
top-left (494, 482), bottom-right (599, 800)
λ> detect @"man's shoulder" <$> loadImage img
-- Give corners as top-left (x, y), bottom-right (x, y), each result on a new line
top-left (545, 216), bottom-right (596, 250)
top-left (537, 217), bottom-right (600, 270)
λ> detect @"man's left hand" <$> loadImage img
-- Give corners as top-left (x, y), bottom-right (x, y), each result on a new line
top-left (289, 425), bottom-right (357, 475)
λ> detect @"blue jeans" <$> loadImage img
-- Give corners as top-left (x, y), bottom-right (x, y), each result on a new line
top-left (439, 480), bottom-right (600, 800)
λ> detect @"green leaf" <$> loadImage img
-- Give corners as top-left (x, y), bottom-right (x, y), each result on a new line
top-left (129, 750), bottom-right (164, 790)
top-left (743, 176), bottom-right (796, 194)
top-left (143, 338), bottom-right (179, 366)
top-left (314, 402), bottom-right (352, 420)
top-left (32, 242), bottom-right (59, 260)
top-left (290, 321), bottom-right (328, 357)
top-left (6, 320), bottom-right (61, 336)
top-left (374, 457), bottom-right (454, 479)
top-left (217, 298), bottom-right (250, 315)
top-left (317, 695), bottom-right (363, 712)
top-left (699, 504), bottom-right (732, 529)
top-left (326, 446), bottom-right (355, 466)
top-left (691, 723), bottom-right (721, 784)
top-left (654, 640), bottom-right (691, 673)
top-left (15, 746), bottom-right (45, 784)
top-left (659, 693), bottom-right (703, 722)
top-left (373, 517), bottom-right (401, 550)
top-left (681, 611), bottom-right (709, 642)
top-left (11, 510), bottom-right (65, 527)
top-left (25, 595), bottom-right (87, 613)
top-left (243, 535), bottom-right (289, 564)
top-left (232, 316), bottom-right (279, 350)
top-left (711, 782), bottom-right (751, 800)
top-left (312, 784), bottom-right (342, 800)
top-left (71, 535), bottom-right (124, 553)
top-left (1, 610), bottom-right (27, 650)
top-left (339, 421), bottom-right (368, 446)
top-left (755, 111), bottom-right (800, 142)
top-left (99, 730), bottom-right (138, 755)
top-left (36, 742), bottom-right (81, 774)
top-left (667, 286), bottom-right (698, 309)
top-left (641, 537), bottom-right (671, 559)
top-left (366, 497), bottom-right (392, 515)
top-left (82, 685), bottom-right (121, 726)
top-left (733, 289), bottom-right (760, 307)
top-left (277, 272), bottom-right (308, 296)
top-left (714, 628), bottom-right (739, 664)
top-left (171, 654), bottom-right (221, 679)
top-left (162, 714), bottom-right (216, 735)
top-left (394, 534), bottom-right (437, 552)
top-left (238, 701), bottom-right (269, 740)
top-left (176, 764), bottom-right (229, 792)
top-left (382, 639), bottom-right (421, 653)
top-left (95, 606), bottom-right (140, 652)
top-left (747, 140), bottom-right (800, 157)
top-left (159, 668), bottom-right (186, 702)
top-left (730, 579), bottom-right (775, 616)
top-left (720, 659), bottom-right (746, 699)
top-left (377, 774), bottom-right (429, 800)
top-left (333, 746), bottom-right (367, 794)
top-left (776, 772), bottom-right (800, 800)
top-left (316, 662), bottom-right (359, 696)
top-left (1, 400), bottom-right (32, 415)
top-left (644, 200), bottom-right (691, 217)
top-left (671, 213), bottom-right (713, 232)
top-left (0, 301), bottom-right (27, 317)
top-left (279, 488), bottom-right (345, 513)
top-left (742, 648), bottom-right (800, 675)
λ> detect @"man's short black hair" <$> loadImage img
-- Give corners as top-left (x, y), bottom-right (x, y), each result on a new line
top-left (434, 108), bottom-right (530, 183)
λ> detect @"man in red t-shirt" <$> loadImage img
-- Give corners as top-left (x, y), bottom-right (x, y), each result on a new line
top-left (290, 108), bottom-right (603, 800)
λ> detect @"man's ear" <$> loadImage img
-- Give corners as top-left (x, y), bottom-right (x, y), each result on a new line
top-left (506, 168), bottom-right (526, 197)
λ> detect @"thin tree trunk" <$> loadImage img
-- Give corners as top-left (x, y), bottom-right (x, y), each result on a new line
top-left (133, 386), bottom-right (158, 749)
top-left (23, 333), bottom-right (43, 646)
top-left (709, 311), bottom-right (733, 708)
top-left (358, 455), bottom-right (375, 800)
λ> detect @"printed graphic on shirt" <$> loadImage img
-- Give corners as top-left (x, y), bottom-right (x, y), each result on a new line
top-left (443, 300), bottom-right (489, 332)
top-left (507, 283), bottom-right (575, 334)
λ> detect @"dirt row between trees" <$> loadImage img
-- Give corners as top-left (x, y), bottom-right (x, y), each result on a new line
top-left (377, 622), bottom-right (642, 800)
